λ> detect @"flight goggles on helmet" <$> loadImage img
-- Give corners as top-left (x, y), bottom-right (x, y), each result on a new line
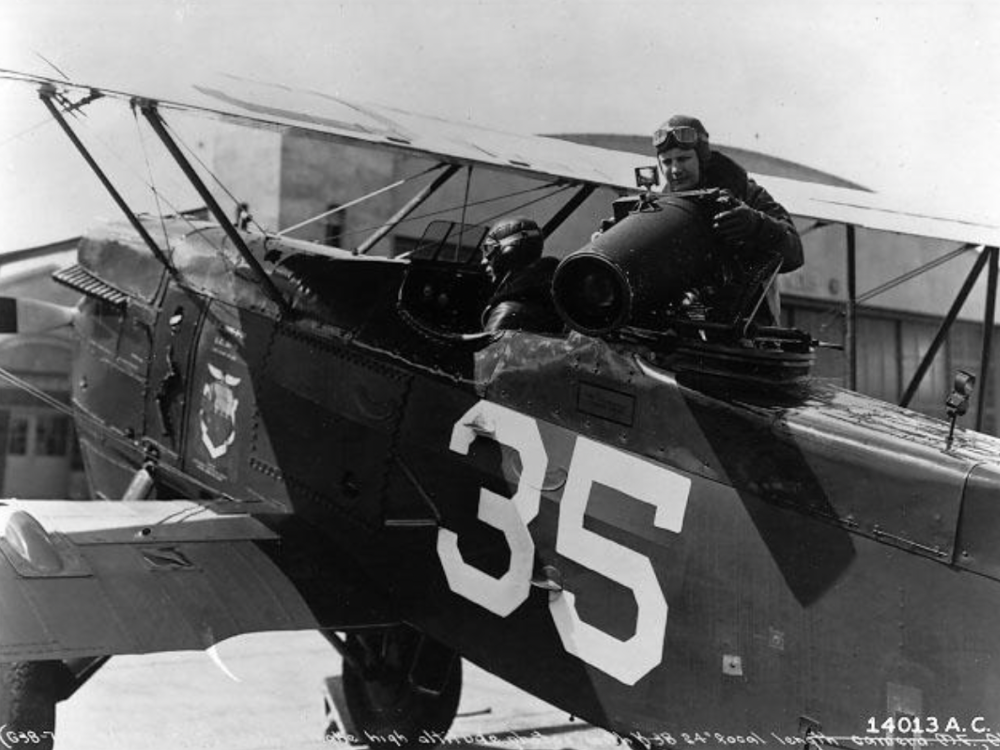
top-left (482, 226), bottom-right (543, 260)
top-left (652, 125), bottom-right (702, 151)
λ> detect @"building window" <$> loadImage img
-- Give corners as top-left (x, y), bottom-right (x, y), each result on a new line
top-left (325, 204), bottom-right (344, 247)
top-left (7, 415), bottom-right (29, 456)
top-left (35, 414), bottom-right (69, 457)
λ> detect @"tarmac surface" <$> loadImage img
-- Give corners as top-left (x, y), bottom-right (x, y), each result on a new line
top-left (53, 631), bottom-right (615, 750)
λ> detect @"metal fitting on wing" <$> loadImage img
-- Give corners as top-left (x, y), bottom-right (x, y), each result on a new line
top-left (2, 510), bottom-right (64, 574)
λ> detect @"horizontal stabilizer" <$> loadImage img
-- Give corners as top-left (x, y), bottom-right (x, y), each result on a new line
top-left (0, 297), bottom-right (76, 334)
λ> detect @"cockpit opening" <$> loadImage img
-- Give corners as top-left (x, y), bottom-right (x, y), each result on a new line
top-left (397, 220), bottom-right (494, 337)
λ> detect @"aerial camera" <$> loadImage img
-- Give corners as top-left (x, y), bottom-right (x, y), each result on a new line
top-left (552, 191), bottom-right (723, 336)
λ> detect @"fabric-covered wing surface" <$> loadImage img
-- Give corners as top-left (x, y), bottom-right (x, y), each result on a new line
top-left (0, 501), bottom-right (319, 662)
top-left (1, 68), bottom-right (997, 245)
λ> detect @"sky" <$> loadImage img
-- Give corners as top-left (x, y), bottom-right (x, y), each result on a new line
top-left (0, 0), bottom-right (998, 253)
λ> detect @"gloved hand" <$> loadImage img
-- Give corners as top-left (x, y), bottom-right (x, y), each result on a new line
top-left (712, 196), bottom-right (760, 242)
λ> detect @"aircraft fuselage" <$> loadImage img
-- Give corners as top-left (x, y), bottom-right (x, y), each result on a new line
top-left (66, 218), bottom-right (1000, 742)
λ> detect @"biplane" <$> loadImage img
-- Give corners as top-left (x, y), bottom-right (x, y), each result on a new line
top-left (0, 69), bottom-right (999, 750)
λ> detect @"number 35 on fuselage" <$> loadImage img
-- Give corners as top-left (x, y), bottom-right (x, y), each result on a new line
top-left (437, 399), bottom-right (691, 686)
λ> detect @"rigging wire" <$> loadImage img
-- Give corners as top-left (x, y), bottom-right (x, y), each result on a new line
top-left (332, 181), bottom-right (568, 246)
top-left (0, 66), bottom-right (92, 147)
top-left (475, 182), bottom-right (575, 229)
top-left (0, 116), bottom-right (57, 150)
top-left (46, 94), bottom-right (566, 266)
top-left (22, 90), bottom-right (571, 268)
top-left (276, 164), bottom-right (444, 238)
top-left (147, 92), bottom-right (577, 247)
top-left (132, 106), bottom-right (174, 262)
top-left (162, 115), bottom-right (464, 245)
top-left (0, 367), bottom-right (75, 419)
top-left (857, 243), bottom-right (976, 305)
top-left (433, 183), bottom-right (574, 267)
top-left (803, 242), bottom-right (977, 336)
top-left (71, 102), bottom-right (197, 223)
top-left (33, 52), bottom-right (70, 82)
top-left (13, 84), bottom-right (573, 258)
top-left (161, 117), bottom-right (268, 235)
top-left (68, 104), bottom-right (229, 260)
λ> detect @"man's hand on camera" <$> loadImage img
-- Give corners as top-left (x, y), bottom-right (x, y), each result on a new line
top-left (713, 199), bottom-right (760, 242)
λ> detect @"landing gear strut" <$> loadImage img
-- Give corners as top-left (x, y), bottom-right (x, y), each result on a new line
top-left (324, 626), bottom-right (462, 748)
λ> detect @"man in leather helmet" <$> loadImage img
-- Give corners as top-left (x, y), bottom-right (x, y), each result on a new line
top-left (480, 216), bottom-right (563, 333)
top-left (653, 115), bottom-right (803, 324)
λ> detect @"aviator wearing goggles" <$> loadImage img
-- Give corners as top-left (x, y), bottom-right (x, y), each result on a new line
top-left (482, 227), bottom-right (543, 261)
top-left (652, 125), bottom-right (704, 152)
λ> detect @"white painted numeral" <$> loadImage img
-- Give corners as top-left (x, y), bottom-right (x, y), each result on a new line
top-left (438, 401), bottom-right (690, 684)
top-left (548, 436), bottom-right (689, 685)
top-left (437, 401), bottom-right (545, 617)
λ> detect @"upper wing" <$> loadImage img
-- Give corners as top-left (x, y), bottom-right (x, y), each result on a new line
top-left (0, 500), bottom-right (391, 662)
top-left (2, 68), bottom-right (997, 247)
top-left (764, 175), bottom-right (1000, 247)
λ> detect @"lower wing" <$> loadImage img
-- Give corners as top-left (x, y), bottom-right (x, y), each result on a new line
top-left (0, 500), bottom-right (392, 662)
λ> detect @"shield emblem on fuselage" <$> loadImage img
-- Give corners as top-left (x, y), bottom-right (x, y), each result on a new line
top-left (199, 363), bottom-right (241, 459)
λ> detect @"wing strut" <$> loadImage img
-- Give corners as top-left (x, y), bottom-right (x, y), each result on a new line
top-left (37, 85), bottom-right (176, 274)
top-left (139, 100), bottom-right (293, 317)
top-left (355, 164), bottom-right (461, 255)
top-left (542, 184), bottom-right (596, 238)
top-left (900, 246), bottom-right (992, 408)
top-left (976, 247), bottom-right (999, 430)
top-left (845, 225), bottom-right (858, 390)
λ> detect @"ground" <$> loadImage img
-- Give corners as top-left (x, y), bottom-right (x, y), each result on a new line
top-left (52, 632), bottom-right (613, 750)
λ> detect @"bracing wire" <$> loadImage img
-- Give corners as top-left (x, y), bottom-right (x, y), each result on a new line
top-left (33, 52), bottom-right (70, 82)
top-left (29, 90), bottom-right (573, 262)
top-left (444, 182), bottom-right (575, 259)
top-left (475, 183), bottom-right (575, 229)
top-left (804, 242), bottom-right (976, 336)
top-left (0, 367), bottom-right (75, 419)
top-left (132, 107), bottom-right (174, 261)
top-left (857, 244), bottom-right (976, 305)
top-left (276, 164), bottom-right (444, 238)
top-left (333, 181), bottom-right (567, 246)
top-left (72, 102), bottom-right (196, 223)
top-left (161, 117), bottom-right (268, 235)
top-left (66, 104), bottom-right (222, 253)
top-left (162, 116), bottom-right (456, 243)
top-left (0, 71), bottom-right (93, 148)
top-left (0, 116), bottom-right (57, 149)
top-left (68, 97), bottom-right (560, 257)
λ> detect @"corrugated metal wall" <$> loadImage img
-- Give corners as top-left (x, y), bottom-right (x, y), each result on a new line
top-left (785, 299), bottom-right (1000, 435)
